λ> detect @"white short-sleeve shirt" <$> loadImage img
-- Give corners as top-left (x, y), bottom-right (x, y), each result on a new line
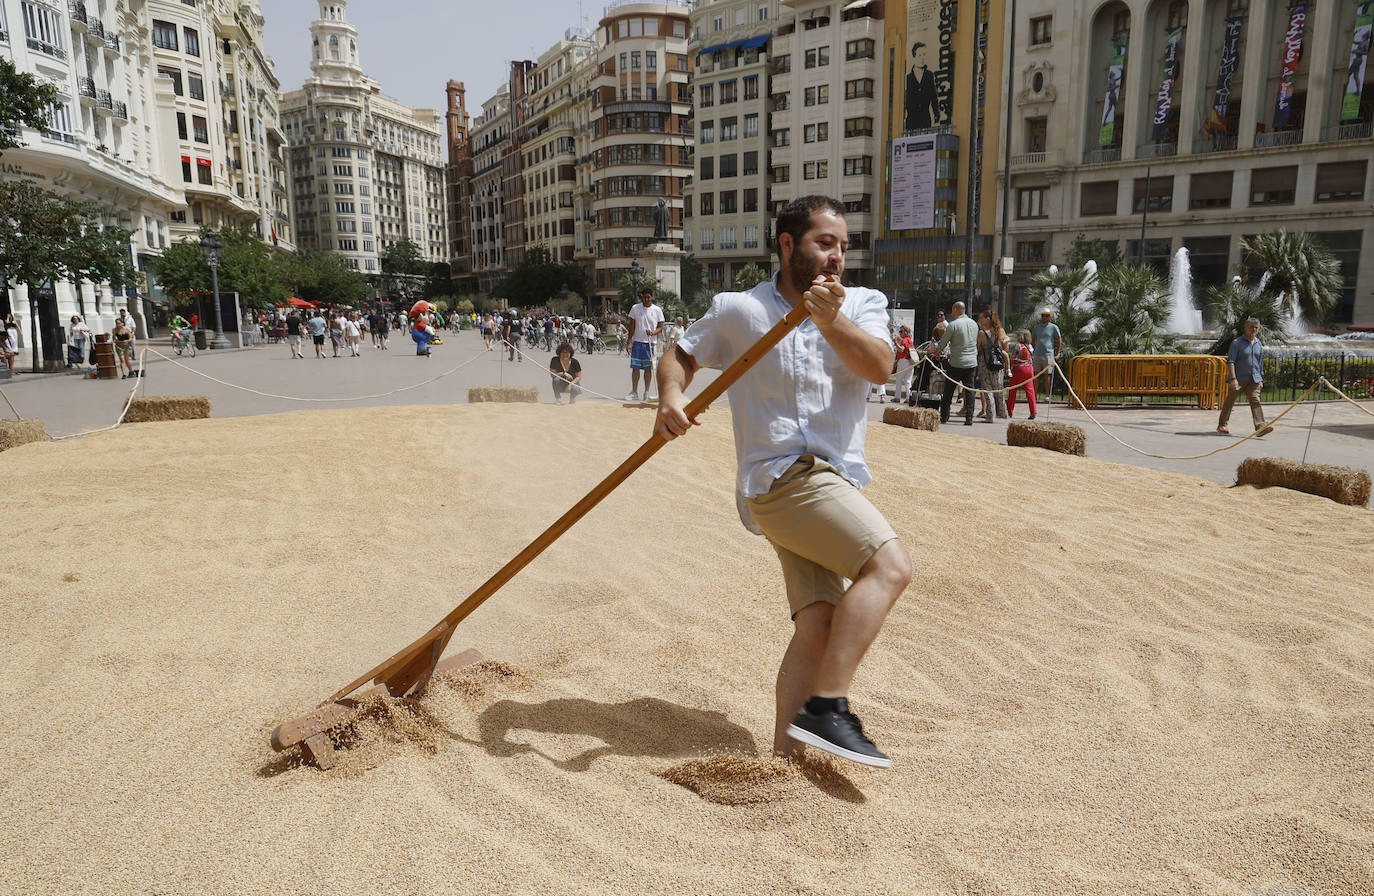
top-left (629, 302), bottom-right (665, 345)
top-left (676, 274), bottom-right (892, 499)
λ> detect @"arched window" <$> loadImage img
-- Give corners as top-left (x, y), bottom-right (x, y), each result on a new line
top-left (330, 35), bottom-right (340, 60)
top-left (350, 39), bottom-right (356, 61)
top-left (1166, 1), bottom-right (1187, 30)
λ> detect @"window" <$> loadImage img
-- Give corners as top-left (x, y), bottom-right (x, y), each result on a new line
top-left (758, 5), bottom-right (768, 21)
top-left (843, 156), bottom-right (872, 176)
top-left (744, 224), bottom-right (759, 248)
top-left (700, 156), bottom-right (714, 180)
top-left (844, 79), bottom-right (874, 100)
top-left (153, 19), bottom-right (178, 51)
top-left (1017, 186), bottom-right (1048, 218)
top-left (720, 154), bottom-right (737, 177)
top-left (720, 190), bottom-right (737, 214)
top-left (1080, 181), bottom-right (1117, 216)
top-left (187, 73), bottom-right (204, 101)
top-left (844, 195), bottom-right (872, 213)
top-left (743, 114), bottom-right (759, 138)
top-left (804, 123), bottom-right (829, 142)
top-left (159, 66), bottom-right (183, 96)
top-left (844, 117), bottom-right (874, 138)
top-left (699, 122), bottom-right (715, 144)
top-left (805, 47), bottom-right (830, 68)
top-left (197, 162), bottom-right (211, 185)
top-left (184, 27), bottom-right (200, 56)
top-left (21, 1), bottom-right (66, 58)
top-left (1027, 117), bottom-right (1047, 153)
top-left (333, 164), bottom-right (353, 176)
top-left (1133, 175), bottom-right (1173, 212)
top-left (774, 55), bottom-right (791, 75)
top-left (700, 192), bottom-right (714, 215)
top-left (774, 93), bottom-right (790, 111)
top-left (181, 159), bottom-right (192, 182)
top-left (1314, 161), bottom-right (1367, 202)
top-left (700, 84), bottom-right (713, 108)
top-left (1189, 172), bottom-right (1232, 209)
top-left (721, 80), bottom-right (737, 104)
top-left (743, 151), bottom-right (758, 175)
top-left (192, 115), bottom-right (208, 143)
top-left (721, 226), bottom-right (737, 249)
top-left (735, 8), bottom-right (746, 27)
top-left (804, 85), bottom-right (829, 105)
top-left (176, 112), bottom-right (187, 140)
top-left (846, 39), bottom-right (874, 60)
top-left (631, 51), bottom-right (641, 70)
top-left (721, 117), bottom-right (738, 141)
top-left (743, 76), bottom-right (759, 101)
top-left (334, 182), bottom-right (354, 194)
top-left (712, 15), bottom-right (723, 31)
top-left (647, 51), bottom-right (657, 71)
top-left (772, 165), bottom-right (790, 183)
top-left (744, 188), bottom-right (758, 212)
top-left (336, 201), bottom-right (356, 213)
top-left (772, 129), bottom-right (790, 147)
top-left (1029, 15), bottom-right (1053, 46)
top-left (1016, 241), bottom-right (1047, 262)
top-left (338, 220), bottom-right (357, 232)
top-left (803, 160), bottom-right (828, 179)
top-left (338, 239), bottom-right (358, 251)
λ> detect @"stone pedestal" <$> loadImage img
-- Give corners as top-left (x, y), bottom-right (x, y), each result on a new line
top-left (643, 243), bottom-right (684, 298)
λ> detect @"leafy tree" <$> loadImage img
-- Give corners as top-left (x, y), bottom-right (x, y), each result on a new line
top-left (1078, 264), bottom-right (1180, 355)
top-left (280, 250), bottom-right (370, 307)
top-left (1063, 233), bottom-right (1123, 271)
top-left (0, 180), bottom-right (134, 370)
top-left (0, 58), bottom-right (60, 156)
top-left (1203, 279), bottom-right (1291, 356)
top-left (735, 263), bottom-right (771, 289)
top-left (151, 225), bottom-right (287, 310)
top-left (1019, 264), bottom-right (1097, 367)
top-left (680, 254), bottom-right (705, 306)
top-left (495, 246), bottom-right (585, 308)
top-left (379, 238), bottom-right (428, 300)
top-left (1240, 229), bottom-right (1342, 326)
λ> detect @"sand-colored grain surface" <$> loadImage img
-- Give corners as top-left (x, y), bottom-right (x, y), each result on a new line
top-left (2, 404), bottom-right (1371, 895)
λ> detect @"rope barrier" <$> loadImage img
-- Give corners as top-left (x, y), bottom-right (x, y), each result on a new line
top-left (1317, 376), bottom-right (1374, 418)
top-left (49, 350), bottom-right (148, 442)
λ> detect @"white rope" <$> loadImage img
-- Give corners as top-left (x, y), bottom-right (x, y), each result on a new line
top-left (49, 350), bottom-right (148, 441)
top-left (1318, 376), bottom-right (1374, 418)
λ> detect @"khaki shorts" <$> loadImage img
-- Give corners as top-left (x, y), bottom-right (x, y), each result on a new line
top-left (746, 455), bottom-right (897, 618)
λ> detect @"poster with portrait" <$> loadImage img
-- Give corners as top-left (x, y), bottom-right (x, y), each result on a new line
top-left (889, 137), bottom-right (937, 231)
top-left (1342, 1), bottom-right (1374, 121)
top-left (1099, 38), bottom-right (1127, 147)
top-left (903, 0), bottom-right (952, 132)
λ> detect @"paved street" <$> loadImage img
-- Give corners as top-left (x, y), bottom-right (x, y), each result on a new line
top-left (4, 327), bottom-right (1371, 487)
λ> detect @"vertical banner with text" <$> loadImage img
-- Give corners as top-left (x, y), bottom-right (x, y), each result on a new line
top-left (1342, 1), bottom-right (1374, 121)
top-left (889, 137), bottom-right (938, 231)
top-left (1152, 28), bottom-right (1184, 141)
top-left (1207, 16), bottom-right (1244, 136)
top-left (1272, 2), bottom-right (1307, 129)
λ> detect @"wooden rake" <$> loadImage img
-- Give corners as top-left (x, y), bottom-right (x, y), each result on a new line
top-left (271, 303), bottom-right (811, 767)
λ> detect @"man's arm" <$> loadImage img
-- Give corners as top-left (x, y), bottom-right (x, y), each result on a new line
top-left (654, 344), bottom-right (700, 440)
top-left (806, 279), bottom-right (892, 384)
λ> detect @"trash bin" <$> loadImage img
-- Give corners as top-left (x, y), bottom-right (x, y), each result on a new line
top-left (194, 329), bottom-right (208, 350)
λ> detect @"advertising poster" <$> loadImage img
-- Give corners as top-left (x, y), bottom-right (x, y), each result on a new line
top-left (1342, 0), bottom-right (1373, 121)
top-left (1272, 2), bottom-right (1306, 129)
top-left (903, 0), bottom-right (954, 131)
top-left (889, 137), bottom-right (938, 231)
top-left (1099, 38), bottom-right (1127, 147)
top-left (1152, 28), bottom-right (1184, 141)
top-left (1207, 16), bottom-right (1244, 135)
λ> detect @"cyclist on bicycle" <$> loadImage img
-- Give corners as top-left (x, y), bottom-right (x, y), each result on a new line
top-left (169, 314), bottom-right (192, 349)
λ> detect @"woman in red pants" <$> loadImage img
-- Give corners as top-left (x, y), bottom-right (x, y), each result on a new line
top-left (1007, 329), bottom-right (1037, 419)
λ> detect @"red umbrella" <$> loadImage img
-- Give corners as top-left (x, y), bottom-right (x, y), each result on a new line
top-left (287, 297), bottom-right (315, 309)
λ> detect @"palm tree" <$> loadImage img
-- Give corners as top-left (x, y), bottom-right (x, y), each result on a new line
top-left (1203, 278), bottom-right (1290, 355)
top-left (1018, 264), bottom-right (1096, 365)
top-left (1079, 264), bottom-right (1181, 355)
top-left (1239, 230), bottom-right (1343, 326)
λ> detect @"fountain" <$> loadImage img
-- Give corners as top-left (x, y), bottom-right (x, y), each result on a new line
top-left (1165, 248), bottom-right (1204, 334)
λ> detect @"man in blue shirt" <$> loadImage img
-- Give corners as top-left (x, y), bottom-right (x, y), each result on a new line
top-left (1218, 318), bottom-right (1273, 436)
top-left (1031, 308), bottom-right (1062, 391)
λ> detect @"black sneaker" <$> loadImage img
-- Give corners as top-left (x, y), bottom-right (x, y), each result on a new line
top-left (786, 699), bottom-right (891, 768)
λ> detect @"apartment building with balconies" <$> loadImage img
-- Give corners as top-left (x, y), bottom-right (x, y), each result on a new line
top-left (469, 86), bottom-right (510, 295)
top-left (999, 0), bottom-right (1372, 325)
top-left (684, 0), bottom-right (776, 291)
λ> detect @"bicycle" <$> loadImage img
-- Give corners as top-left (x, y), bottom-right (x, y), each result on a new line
top-left (172, 328), bottom-right (196, 357)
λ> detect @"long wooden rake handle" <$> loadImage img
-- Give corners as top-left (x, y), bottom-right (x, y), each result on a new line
top-left (322, 303), bottom-right (813, 705)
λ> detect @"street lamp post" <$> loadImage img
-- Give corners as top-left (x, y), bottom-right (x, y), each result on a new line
top-left (199, 231), bottom-right (230, 349)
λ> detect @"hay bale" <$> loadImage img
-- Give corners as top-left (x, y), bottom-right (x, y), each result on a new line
top-left (881, 405), bottom-right (940, 432)
top-left (1236, 457), bottom-right (1371, 508)
top-left (1006, 419), bottom-right (1086, 456)
top-left (124, 395), bottom-right (211, 423)
top-left (468, 386), bottom-right (538, 404)
top-left (0, 419), bottom-right (48, 452)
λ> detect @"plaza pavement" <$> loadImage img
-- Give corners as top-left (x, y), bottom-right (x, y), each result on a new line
top-left (4, 327), bottom-right (1371, 487)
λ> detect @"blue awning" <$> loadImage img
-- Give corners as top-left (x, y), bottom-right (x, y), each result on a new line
top-left (740, 34), bottom-right (770, 50)
top-left (697, 39), bottom-right (744, 57)
top-left (697, 34), bottom-right (770, 57)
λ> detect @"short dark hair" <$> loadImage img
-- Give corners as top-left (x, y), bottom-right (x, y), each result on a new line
top-left (556, 341), bottom-right (575, 356)
top-left (774, 195), bottom-right (845, 260)
top-left (640, 287), bottom-right (654, 297)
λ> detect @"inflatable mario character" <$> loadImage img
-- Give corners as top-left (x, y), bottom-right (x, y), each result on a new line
top-left (410, 301), bottom-right (437, 356)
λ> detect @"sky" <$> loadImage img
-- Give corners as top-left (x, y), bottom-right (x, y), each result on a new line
top-left (261, 0), bottom-right (602, 114)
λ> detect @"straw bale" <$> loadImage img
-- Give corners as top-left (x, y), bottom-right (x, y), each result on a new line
top-left (1236, 456), bottom-right (1372, 508)
top-left (0, 419), bottom-right (48, 452)
top-left (1006, 419), bottom-right (1086, 456)
top-left (881, 405), bottom-right (940, 431)
top-left (124, 395), bottom-right (211, 423)
top-left (468, 385), bottom-right (539, 404)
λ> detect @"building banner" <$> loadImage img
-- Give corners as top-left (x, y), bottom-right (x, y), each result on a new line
top-left (1099, 37), bottom-right (1127, 147)
top-left (1272, 2), bottom-right (1307, 129)
top-left (1152, 28), bottom-right (1184, 141)
top-left (889, 137), bottom-right (938, 231)
top-left (1342, 0), bottom-right (1374, 122)
top-left (903, 0), bottom-right (955, 131)
top-left (1206, 16), bottom-right (1244, 136)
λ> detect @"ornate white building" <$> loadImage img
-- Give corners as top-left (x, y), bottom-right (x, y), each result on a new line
top-left (280, 1), bottom-right (447, 276)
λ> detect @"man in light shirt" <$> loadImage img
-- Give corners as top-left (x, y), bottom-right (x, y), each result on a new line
top-left (929, 300), bottom-right (978, 426)
top-left (654, 195), bottom-right (911, 769)
top-left (626, 288), bottom-right (664, 401)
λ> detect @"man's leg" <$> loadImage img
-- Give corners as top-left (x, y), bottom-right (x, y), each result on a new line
top-left (1218, 383), bottom-right (1239, 430)
top-left (774, 601), bottom-right (832, 756)
top-left (938, 371), bottom-right (956, 423)
top-left (1243, 381), bottom-right (1266, 429)
top-left (960, 367), bottom-right (976, 424)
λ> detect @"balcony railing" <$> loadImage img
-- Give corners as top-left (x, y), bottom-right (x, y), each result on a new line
top-left (68, 1), bottom-right (87, 26)
top-left (104, 33), bottom-right (120, 53)
top-left (1320, 121), bottom-right (1372, 141)
top-left (113, 101), bottom-right (127, 120)
top-left (78, 77), bottom-right (97, 100)
top-left (1011, 151), bottom-right (1047, 167)
top-left (1193, 134), bottom-right (1238, 154)
top-left (1136, 141), bottom-right (1177, 159)
top-left (88, 19), bottom-right (105, 40)
top-left (27, 38), bottom-right (66, 60)
top-left (1254, 129), bottom-right (1302, 149)
top-left (96, 90), bottom-right (113, 112)
top-left (1082, 147), bottom-right (1121, 164)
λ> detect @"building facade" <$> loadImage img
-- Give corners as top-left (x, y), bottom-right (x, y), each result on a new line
top-left (467, 85), bottom-right (510, 295)
top-left (280, 0), bottom-right (446, 277)
top-left (522, 34), bottom-right (596, 268)
top-left (998, 0), bottom-right (1373, 325)
top-left (444, 79), bottom-right (474, 293)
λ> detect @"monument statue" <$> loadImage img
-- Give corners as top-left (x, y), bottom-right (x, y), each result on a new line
top-left (652, 198), bottom-right (669, 241)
